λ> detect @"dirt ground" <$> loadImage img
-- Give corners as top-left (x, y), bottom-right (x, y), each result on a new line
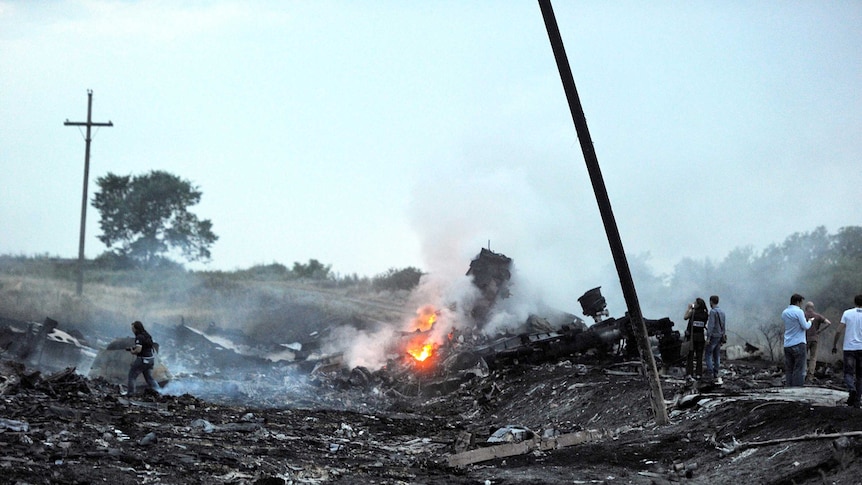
top-left (3, 353), bottom-right (862, 485)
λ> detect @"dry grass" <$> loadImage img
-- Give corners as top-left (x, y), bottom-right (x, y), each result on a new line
top-left (0, 269), bottom-right (411, 344)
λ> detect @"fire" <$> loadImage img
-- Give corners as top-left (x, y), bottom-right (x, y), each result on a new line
top-left (404, 305), bottom-right (442, 364)
top-left (412, 305), bottom-right (438, 332)
top-left (407, 343), bottom-right (434, 362)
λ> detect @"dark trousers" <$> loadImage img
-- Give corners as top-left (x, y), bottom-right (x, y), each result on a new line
top-left (686, 339), bottom-right (705, 377)
top-left (128, 356), bottom-right (158, 394)
top-left (806, 340), bottom-right (820, 378)
top-left (843, 350), bottom-right (862, 403)
top-left (784, 343), bottom-right (807, 387)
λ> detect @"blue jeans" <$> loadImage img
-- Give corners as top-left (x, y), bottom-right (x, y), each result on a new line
top-left (704, 338), bottom-right (721, 378)
top-left (784, 343), bottom-right (807, 387)
top-left (128, 356), bottom-right (158, 394)
top-left (843, 350), bottom-right (862, 401)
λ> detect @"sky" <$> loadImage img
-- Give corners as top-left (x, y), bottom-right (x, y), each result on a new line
top-left (2, 1), bottom-right (860, 314)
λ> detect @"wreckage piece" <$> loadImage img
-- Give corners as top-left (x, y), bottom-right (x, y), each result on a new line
top-left (575, 287), bottom-right (683, 367)
top-left (88, 337), bottom-right (172, 387)
top-left (448, 428), bottom-right (611, 466)
top-left (578, 286), bottom-right (609, 323)
top-left (464, 312), bottom-right (682, 371)
top-left (466, 248), bottom-right (513, 326)
top-left (718, 430), bottom-right (862, 456)
top-left (0, 317), bottom-right (97, 375)
top-left (486, 425), bottom-right (536, 444)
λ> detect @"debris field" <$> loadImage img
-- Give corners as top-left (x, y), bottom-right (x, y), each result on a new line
top-left (3, 353), bottom-right (862, 485)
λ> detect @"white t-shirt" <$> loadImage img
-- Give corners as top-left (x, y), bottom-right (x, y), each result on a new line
top-left (841, 307), bottom-right (862, 351)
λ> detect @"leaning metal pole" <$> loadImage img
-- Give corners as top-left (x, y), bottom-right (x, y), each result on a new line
top-left (538, 0), bottom-right (669, 425)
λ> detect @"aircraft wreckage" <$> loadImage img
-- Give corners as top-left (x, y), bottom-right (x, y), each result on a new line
top-left (0, 248), bottom-right (693, 401)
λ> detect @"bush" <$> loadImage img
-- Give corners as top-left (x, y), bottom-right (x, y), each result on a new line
top-left (372, 267), bottom-right (424, 292)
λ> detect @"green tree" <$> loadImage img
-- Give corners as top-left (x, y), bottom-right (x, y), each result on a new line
top-left (372, 267), bottom-right (424, 292)
top-left (292, 259), bottom-right (331, 280)
top-left (92, 170), bottom-right (217, 267)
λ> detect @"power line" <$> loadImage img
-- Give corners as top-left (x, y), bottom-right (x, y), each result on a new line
top-left (64, 90), bottom-right (113, 296)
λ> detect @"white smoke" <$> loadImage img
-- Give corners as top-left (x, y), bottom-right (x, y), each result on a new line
top-left (481, 264), bottom-right (542, 335)
top-left (323, 325), bottom-right (398, 370)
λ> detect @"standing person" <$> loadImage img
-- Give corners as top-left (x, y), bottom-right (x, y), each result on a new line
top-left (684, 298), bottom-right (709, 380)
top-left (831, 294), bottom-right (862, 407)
top-left (804, 301), bottom-right (832, 381)
top-left (782, 293), bottom-right (811, 387)
top-left (704, 295), bottom-right (726, 384)
top-left (126, 320), bottom-right (159, 395)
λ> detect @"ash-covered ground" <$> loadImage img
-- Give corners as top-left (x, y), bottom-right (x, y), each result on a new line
top-left (3, 350), bottom-right (862, 485)
top-left (2, 249), bottom-right (860, 484)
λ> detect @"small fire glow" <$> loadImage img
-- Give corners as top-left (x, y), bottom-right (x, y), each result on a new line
top-left (411, 305), bottom-right (438, 332)
top-left (404, 305), bottom-right (442, 364)
top-left (408, 343), bottom-right (434, 362)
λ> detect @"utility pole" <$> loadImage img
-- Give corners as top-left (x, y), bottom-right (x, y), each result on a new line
top-left (65, 90), bottom-right (113, 296)
top-left (538, 0), bottom-right (669, 425)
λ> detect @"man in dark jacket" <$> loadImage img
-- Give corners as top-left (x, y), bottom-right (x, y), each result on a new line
top-left (127, 321), bottom-right (159, 395)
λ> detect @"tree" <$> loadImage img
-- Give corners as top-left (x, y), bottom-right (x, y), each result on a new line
top-left (372, 267), bottom-right (424, 292)
top-left (758, 319), bottom-right (784, 361)
top-left (92, 170), bottom-right (217, 267)
top-left (292, 259), bottom-right (331, 280)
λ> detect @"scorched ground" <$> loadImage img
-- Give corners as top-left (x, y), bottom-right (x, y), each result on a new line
top-left (3, 355), bottom-right (862, 484)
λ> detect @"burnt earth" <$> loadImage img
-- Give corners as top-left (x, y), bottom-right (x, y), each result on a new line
top-left (2, 359), bottom-right (862, 484)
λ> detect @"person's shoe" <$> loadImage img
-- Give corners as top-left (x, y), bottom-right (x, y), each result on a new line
top-left (715, 377), bottom-right (723, 385)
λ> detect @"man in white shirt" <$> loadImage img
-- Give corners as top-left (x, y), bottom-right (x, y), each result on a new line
top-left (832, 294), bottom-right (862, 407)
top-left (782, 293), bottom-right (811, 387)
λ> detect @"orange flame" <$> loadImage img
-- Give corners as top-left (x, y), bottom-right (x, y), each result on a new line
top-left (412, 305), bottom-right (438, 332)
top-left (408, 343), bottom-right (434, 362)
top-left (405, 305), bottom-right (441, 363)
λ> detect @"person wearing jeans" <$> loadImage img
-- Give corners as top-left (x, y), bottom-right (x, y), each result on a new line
top-left (782, 293), bottom-right (811, 387)
top-left (832, 294), bottom-right (862, 407)
top-left (704, 295), bottom-right (726, 383)
top-left (126, 320), bottom-right (159, 395)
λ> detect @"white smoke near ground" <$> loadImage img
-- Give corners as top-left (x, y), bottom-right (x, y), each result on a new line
top-left (406, 272), bottom-right (480, 332)
top-left (482, 263), bottom-right (543, 335)
top-left (322, 324), bottom-right (398, 370)
top-left (328, 145), bottom-right (652, 369)
top-left (404, 148), bottom-right (615, 327)
top-left (330, 272), bottom-right (483, 371)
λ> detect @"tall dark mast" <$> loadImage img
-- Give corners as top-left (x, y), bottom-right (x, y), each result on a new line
top-left (64, 90), bottom-right (113, 296)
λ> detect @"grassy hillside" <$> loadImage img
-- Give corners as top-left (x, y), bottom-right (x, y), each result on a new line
top-left (0, 257), bottom-right (411, 345)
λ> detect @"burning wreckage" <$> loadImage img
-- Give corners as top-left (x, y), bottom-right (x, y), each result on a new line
top-left (368, 248), bottom-right (685, 397)
top-left (0, 248), bottom-right (685, 404)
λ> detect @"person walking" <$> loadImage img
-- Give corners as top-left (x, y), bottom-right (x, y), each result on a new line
top-left (684, 298), bottom-right (709, 380)
top-left (782, 293), bottom-right (811, 387)
top-left (704, 295), bottom-right (726, 384)
top-left (126, 320), bottom-right (159, 395)
top-left (831, 294), bottom-right (862, 407)
top-left (804, 301), bottom-right (832, 381)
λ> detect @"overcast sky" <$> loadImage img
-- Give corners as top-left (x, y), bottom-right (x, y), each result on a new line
top-left (2, 1), bottom-right (860, 312)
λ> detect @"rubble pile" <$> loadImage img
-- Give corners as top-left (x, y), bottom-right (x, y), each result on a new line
top-left (3, 248), bottom-right (862, 484)
top-left (0, 360), bottom-right (462, 484)
top-left (4, 354), bottom-right (862, 484)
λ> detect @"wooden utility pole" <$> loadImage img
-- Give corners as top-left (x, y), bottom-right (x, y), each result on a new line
top-left (65, 90), bottom-right (113, 296)
top-left (538, 0), bottom-right (669, 425)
